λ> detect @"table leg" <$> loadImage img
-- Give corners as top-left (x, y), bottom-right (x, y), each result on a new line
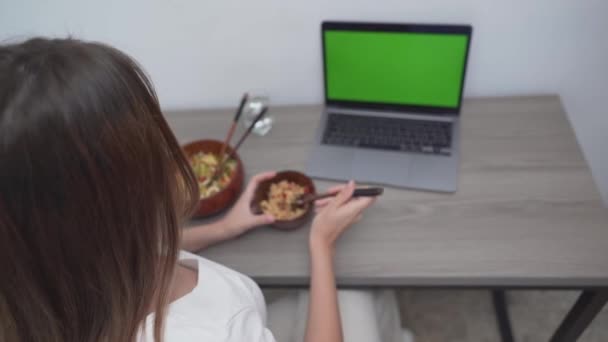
top-left (549, 289), bottom-right (608, 342)
top-left (492, 290), bottom-right (515, 342)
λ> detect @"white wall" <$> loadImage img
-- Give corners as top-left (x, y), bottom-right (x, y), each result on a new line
top-left (1, 0), bottom-right (607, 203)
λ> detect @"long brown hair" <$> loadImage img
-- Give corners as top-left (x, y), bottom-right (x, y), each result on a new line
top-left (0, 38), bottom-right (198, 342)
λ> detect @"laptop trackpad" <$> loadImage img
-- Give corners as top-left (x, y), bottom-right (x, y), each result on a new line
top-left (307, 145), bottom-right (355, 181)
top-left (352, 149), bottom-right (410, 185)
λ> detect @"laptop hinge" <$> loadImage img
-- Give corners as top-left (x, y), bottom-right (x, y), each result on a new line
top-left (325, 105), bottom-right (457, 122)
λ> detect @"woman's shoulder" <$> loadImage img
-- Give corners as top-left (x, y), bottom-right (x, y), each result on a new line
top-left (140, 251), bottom-right (274, 341)
top-left (174, 250), bottom-right (265, 317)
top-left (178, 250), bottom-right (259, 297)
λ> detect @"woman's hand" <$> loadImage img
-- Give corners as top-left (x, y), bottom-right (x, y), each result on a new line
top-left (313, 184), bottom-right (346, 213)
top-left (181, 172), bottom-right (276, 252)
top-left (222, 171), bottom-right (276, 238)
top-left (305, 181), bottom-right (375, 342)
top-left (309, 180), bottom-right (375, 252)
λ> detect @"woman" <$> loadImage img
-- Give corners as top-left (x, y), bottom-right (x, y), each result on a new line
top-left (0, 38), bottom-right (408, 342)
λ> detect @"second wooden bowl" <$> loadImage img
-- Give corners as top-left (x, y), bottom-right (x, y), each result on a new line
top-left (251, 170), bottom-right (316, 230)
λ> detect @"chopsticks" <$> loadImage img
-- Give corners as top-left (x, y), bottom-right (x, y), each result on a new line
top-left (212, 95), bottom-right (269, 181)
top-left (293, 187), bottom-right (384, 207)
top-left (218, 93), bottom-right (248, 164)
top-left (225, 107), bottom-right (268, 159)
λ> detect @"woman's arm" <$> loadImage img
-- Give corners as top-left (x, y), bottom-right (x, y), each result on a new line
top-left (304, 181), bottom-right (375, 342)
top-left (180, 219), bottom-right (235, 252)
top-left (180, 172), bottom-right (276, 253)
top-left (305, 242), bottom-right (342, 342)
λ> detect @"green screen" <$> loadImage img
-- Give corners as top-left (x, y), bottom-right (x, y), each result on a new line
top-left (324, 30), bottom-right (469, 108)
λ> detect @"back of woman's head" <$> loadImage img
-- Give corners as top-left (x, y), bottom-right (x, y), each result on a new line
top-left (0, 38), bottom-right (198, 342)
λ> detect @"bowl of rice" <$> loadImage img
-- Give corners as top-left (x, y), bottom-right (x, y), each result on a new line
top-left (183, 139), bottom-right (244, 218)
top-left (251, 170), bottom-right (316, 230)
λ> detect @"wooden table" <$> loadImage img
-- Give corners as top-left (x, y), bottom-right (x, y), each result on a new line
top-left (167, 95), bottom-right (608, 342)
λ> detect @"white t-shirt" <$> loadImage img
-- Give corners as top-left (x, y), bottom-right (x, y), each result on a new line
top-left (140, 251), bottom-right (276, 342)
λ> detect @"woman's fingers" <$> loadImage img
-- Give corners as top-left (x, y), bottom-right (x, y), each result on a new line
top-left (250, 171), bottom-right (277, 184)
top-left (314, 198), bottom-right (333, 208)
top-left (325, 184), bottom-right (346, 194)
top-left (342, 196), bottom-right (376, 217)
top-left (313, 184), bottom-right (346, 207)
top-left (251, 213), bottom-right (275, 226)
top-left (329, 180), bottom-right (355, 208)
top-left (315, 184), bottom-right (349, 208)
top-left (245, 171), bottom-right (276, 194)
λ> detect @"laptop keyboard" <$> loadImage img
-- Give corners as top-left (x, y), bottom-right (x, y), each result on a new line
top-left (322, 113), bottom-right (453, 155)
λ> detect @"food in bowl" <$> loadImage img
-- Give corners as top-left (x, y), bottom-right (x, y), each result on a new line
top-left (189, 151), bottom-right (237, 199)
top-left (260, 180), bottom-right (309, 220)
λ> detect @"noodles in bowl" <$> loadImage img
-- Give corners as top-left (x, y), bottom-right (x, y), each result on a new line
top-left (189, 151), bottom-right (237, 199)
top-left (251, 170), bottom-right (316, 230)
top-left (260, 180), bottom-right (307, 220)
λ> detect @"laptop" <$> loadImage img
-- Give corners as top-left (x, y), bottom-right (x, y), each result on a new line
top-left (306, 21), bottom-right (473, 192)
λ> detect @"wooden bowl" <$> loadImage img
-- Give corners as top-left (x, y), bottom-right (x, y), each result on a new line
top-left (251, 170), bottom-right (316, 230)
top-left (183, 139), bottom-right (244, 218)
